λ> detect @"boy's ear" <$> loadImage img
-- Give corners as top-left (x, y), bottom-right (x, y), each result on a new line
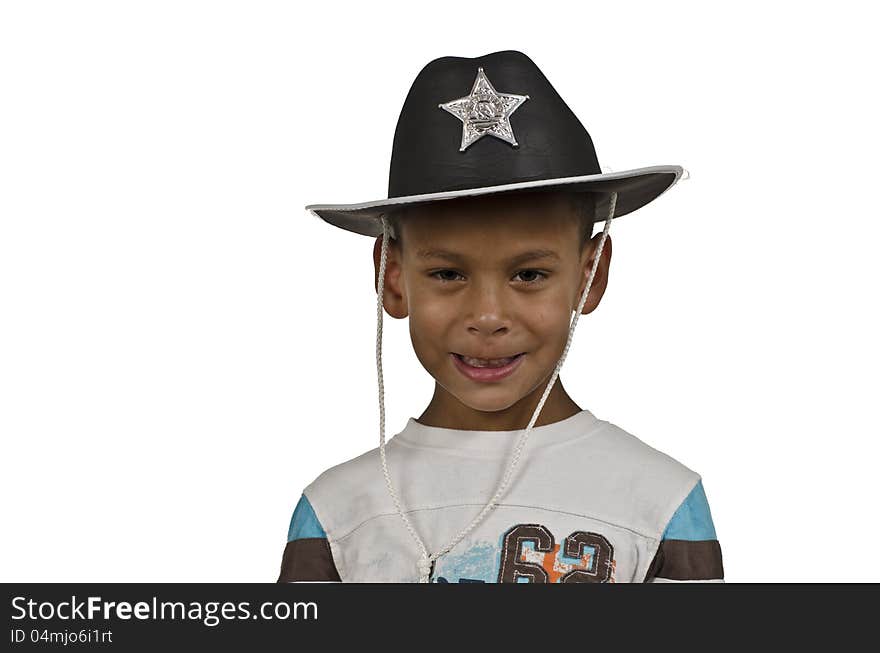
top-left (576, 233), bottom-right (612, 315)
top-left (373, 235), bottom-right (408, 319)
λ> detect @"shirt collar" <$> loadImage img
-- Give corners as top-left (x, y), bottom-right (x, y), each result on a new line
top-left (391, 408), bottom-right (601, 454)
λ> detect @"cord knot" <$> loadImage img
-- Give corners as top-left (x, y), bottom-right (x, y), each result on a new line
top-left (417, 556), bottom-right (433, 583)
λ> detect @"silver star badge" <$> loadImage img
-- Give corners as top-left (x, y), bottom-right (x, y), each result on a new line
top-left (438, 67), bottom-right (529, 152)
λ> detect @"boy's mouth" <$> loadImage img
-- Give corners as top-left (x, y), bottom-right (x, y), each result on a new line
top-left (454, 353), bottom-right (524, 368)
top-left (451, 352), bottom-right (526, 382)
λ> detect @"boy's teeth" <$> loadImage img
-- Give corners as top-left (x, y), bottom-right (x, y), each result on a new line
top-left (460, 354), bottom-right (518, 368)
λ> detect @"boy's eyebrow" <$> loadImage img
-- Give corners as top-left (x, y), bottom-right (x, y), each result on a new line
top-left (415, 248), bottom-right (561, 265)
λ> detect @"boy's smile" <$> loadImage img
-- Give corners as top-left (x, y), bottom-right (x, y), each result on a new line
top-left (373, 190), bottom-right (612, 432)
top-left (451, 351), bottom-right (526, 382)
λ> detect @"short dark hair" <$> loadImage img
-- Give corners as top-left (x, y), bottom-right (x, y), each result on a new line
top-left (568, 192), bottom-right (597, 250)
top-left (384, 190), bottom-right (597, 252)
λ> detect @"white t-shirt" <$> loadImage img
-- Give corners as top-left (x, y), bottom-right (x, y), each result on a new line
top-left (277, 409), bottom-right (723, 583)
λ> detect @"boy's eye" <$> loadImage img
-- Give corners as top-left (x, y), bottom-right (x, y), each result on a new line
top-left (514, 270), bottom-right (548, 284)
top-left (430, 270), bottom-right (465, 282)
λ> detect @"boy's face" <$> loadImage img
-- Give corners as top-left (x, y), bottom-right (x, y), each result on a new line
top-left (373, 191), bottom-right (611, 415)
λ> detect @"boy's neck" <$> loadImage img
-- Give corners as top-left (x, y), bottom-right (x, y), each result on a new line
top-left (416, 378), bottom-right (582, 432)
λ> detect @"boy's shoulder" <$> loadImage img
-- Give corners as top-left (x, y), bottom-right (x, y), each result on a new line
top-left (303, 445), bottom-right (387, 506)
top-left (300, 414), bottom-right (702, 542)
top-left (589, 417), bottom-right (702, 492)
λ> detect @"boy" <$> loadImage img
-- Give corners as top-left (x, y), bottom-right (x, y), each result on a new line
top-left (278, 50), bottom-right (722, 583)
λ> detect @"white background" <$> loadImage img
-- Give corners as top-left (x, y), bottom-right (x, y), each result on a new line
top-left (1, 1), bottom-right (878, 582)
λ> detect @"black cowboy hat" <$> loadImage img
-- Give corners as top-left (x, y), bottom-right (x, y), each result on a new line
top-left (305, 49), bottom-right (686, 237)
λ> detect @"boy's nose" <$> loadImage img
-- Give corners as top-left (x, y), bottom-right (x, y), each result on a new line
top-left (464, 285), bottom-right (511, 335)
top-left (467, 315), bottom-right (510, 337)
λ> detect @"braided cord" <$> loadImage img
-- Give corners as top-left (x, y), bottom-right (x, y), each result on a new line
top-left (375, 219), bottom-right (431, 573)
top-left (376, 192), bottom-right (618, 583)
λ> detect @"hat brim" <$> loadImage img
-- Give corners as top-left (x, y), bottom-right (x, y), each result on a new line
top-left (305, 164), bottom-right (685, 238)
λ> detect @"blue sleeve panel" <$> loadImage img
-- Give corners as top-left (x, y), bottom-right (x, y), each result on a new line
top-left (287, 494), bottom-right (327, 542)
top-left (661, 480), bottom-right (717, 541)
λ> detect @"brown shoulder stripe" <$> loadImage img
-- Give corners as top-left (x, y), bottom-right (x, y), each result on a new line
top-left (277, 537), bottom-right (341, 582)
top-left (645, 539), bottom-right (723, 581)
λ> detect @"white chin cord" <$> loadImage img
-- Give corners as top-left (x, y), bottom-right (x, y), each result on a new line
top-left (375, 191), bottom-right (618, 583)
